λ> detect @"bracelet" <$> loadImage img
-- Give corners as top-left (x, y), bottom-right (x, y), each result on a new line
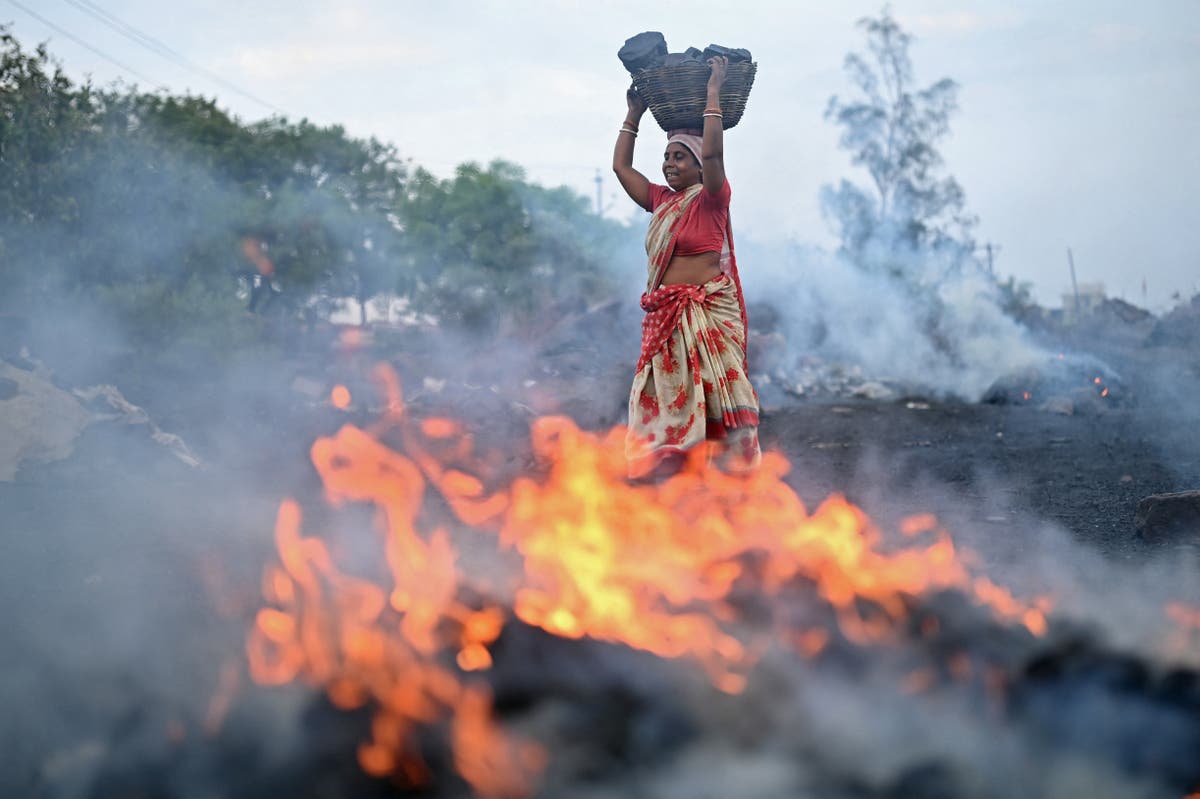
top-left (619, 126), bottom-right (638, 136)
top-left (702, 112), bottom-right (723, 119)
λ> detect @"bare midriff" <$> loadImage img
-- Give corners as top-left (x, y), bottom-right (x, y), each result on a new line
top-left (660, 251), bottom-right (721, 286)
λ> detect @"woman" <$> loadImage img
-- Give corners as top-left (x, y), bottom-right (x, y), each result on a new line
top-left (612, 55), bottom-right (761, 478)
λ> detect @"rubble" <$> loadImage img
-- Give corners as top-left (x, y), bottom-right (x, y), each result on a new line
top-left (752, 353), bottom-right (911, 405)
top-left (981, 357), bottom-right (1127, 414)
top-left (1149, 294), bottom-right (1200, 346)
top-left (0, 360), bottom-right (93, 481)
top-left (0, 354), bottom-right (202, 481)
top-left (72, 385), bottom-right (203, 469)
top-left (1135, 489), bottom-right (1200, 543)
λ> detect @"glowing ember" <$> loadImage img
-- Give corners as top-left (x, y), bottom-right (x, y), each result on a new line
top-left (330, 384), bottom-right (352, 409)
top-left (203, 658), bottom-right (241, 736)
top-left (1164, 602), bottom-right (1200, 666)
top-left (339, 327), bottom-right (366, 351)
top-left (239, 236), bottom-right (274, 277)
top-left (248, 365), bottom-right (1056, 793)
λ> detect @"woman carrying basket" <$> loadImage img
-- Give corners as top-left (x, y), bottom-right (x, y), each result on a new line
top-left (613, 55), bottom-right (761, 478)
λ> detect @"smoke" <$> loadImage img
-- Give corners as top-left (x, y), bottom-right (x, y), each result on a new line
top-left (737, 236), bottom-right (1051, 401)
top-left (4, 46), bottom-right (1198, 799)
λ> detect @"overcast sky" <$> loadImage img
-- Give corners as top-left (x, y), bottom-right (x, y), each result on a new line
top-left (6, 0), bottom-right (1199, 309)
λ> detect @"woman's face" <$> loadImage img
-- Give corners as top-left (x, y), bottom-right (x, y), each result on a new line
top-left (662, 143), bottom-right (701, 190)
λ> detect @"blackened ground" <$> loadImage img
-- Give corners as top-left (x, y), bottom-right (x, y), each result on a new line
top-left (758, 339), bottom-right (1200, 559)
top-left (764, 398), bottom-right (1184, 558)
top-left (1, 321), bottom-right (1198, 797)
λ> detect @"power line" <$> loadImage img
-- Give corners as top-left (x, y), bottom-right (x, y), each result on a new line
top-left (59, 0), bottom-right (284, 114)
top-left (5, 0), bottom-right (167, 89)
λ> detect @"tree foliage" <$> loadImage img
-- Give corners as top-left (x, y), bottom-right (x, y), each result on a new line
top-left (0, 26), bottom-right (635, 367)
top-left (402, 161), bottom-right (626, 331)
top-left (822, 8), bottom-right (977, 281)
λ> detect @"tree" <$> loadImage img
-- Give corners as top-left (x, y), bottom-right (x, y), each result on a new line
top-left (400, 160), bottom-right (629, 333)
top-left (0, 29), bottom-right (98, 303)
top-left (0, 25), bottom-right (632, 362)
top-left (822, 8), bottom-right (977, 282)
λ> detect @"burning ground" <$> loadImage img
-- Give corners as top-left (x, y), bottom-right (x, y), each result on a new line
top-left (2, 300), bottom-right (1200, 799)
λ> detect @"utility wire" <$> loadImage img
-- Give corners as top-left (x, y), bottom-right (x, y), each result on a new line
top-left (5, 0), bottom-right (167, 89)
top-left (59, 0), bottom-right (284, 114)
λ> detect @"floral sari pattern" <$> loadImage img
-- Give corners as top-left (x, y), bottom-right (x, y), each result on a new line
top-left (626, 185), bottom-right (761, 477)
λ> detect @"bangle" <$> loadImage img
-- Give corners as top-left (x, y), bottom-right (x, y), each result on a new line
top-left (702, 112), bottom-right (723, 119)
top-left (620, 126), bottom-right (638, 136)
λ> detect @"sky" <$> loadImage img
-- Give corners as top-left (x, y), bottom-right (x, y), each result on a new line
top-left (5, 0), bottom-right (1199, 310)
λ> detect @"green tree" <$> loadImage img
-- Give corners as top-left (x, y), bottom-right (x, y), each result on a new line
top-left (822, 8), bottom-right (977, 281)
top-left (0, 25), bottom-right (632, 364)
top-left (0, 30), bottom-right (97, 304)
top-left (400, 160), bottom-right (629, 333)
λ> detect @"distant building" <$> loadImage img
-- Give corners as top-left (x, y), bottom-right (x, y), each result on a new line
top-left (1062, 282), bottom-right (1106, 319)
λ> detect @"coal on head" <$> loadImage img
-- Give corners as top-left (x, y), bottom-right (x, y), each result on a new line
top-left (617, 31), bottom-right (752, 74)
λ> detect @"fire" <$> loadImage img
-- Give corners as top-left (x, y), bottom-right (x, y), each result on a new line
top-left (247, 365), bottom-right (1055, 794)
top-left (1164, 602), bottom-right (1200, 666)
top-left (330, 384), bottom-right (351, 409)
top-left (240, 236), bottom-right (274, 277)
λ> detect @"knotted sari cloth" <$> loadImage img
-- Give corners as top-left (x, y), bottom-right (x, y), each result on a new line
top-left (626, 183), bottom-right (761, 477)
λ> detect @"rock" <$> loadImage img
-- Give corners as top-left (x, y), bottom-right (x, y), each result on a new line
top-left (0, 362), bottom-right (94, 481)
top-left (1135, 490), bottom-right (1200, 542)
top-left (851, 381), bottom-right (896, 401)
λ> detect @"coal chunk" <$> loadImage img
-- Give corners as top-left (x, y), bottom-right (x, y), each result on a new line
top-left (1135, 489), bottom-right (1200, 542)
top-left (702, 44), bottom-right (753, 63)
top-left (662, 47), bottom-right (705, 67)
top-left (618, 34), bottom-right (753, 74)
top-left (618, 31), bottom-right (667, 73)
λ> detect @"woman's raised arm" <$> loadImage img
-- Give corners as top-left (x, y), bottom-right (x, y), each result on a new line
top-left (613, 88), bottom-right (651, 211)
top-left (701, 56), bottom-right (727, 196)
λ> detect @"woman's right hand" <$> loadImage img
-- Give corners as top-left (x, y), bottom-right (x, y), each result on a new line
top-left (626, 86), bottom-right (647, 118)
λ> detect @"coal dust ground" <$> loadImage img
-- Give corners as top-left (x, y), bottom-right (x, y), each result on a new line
top-left (1, 327), bottom-right (1198, 797)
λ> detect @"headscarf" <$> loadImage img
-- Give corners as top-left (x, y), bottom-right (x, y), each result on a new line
top-left (666, 131), bottom-right (704, 168)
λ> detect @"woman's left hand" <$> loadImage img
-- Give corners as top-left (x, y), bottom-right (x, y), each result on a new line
top-left (706, 55), bottom-right (729, 92)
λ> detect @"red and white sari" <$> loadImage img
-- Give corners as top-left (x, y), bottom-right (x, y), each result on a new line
top-left (626, 183), bottom-right (761, 477)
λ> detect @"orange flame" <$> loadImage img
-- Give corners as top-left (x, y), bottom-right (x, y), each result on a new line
top-left (248, 365), bottom-right (1055, 793)
top-left (240, 236), bottom-right (274, 277)
top-left (1164, 602), bottom-right (1200, 666)
top-left (331, 384), bottom-right (352, 409)
top-left (204, 658), bottom-right (242, 737)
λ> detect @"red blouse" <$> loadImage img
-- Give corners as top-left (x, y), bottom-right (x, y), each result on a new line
top-left (647, 180), bottom-right (731, 256)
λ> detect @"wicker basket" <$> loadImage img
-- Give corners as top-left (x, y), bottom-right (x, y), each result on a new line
top-left (631, 61), bottom-right (757, 132)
